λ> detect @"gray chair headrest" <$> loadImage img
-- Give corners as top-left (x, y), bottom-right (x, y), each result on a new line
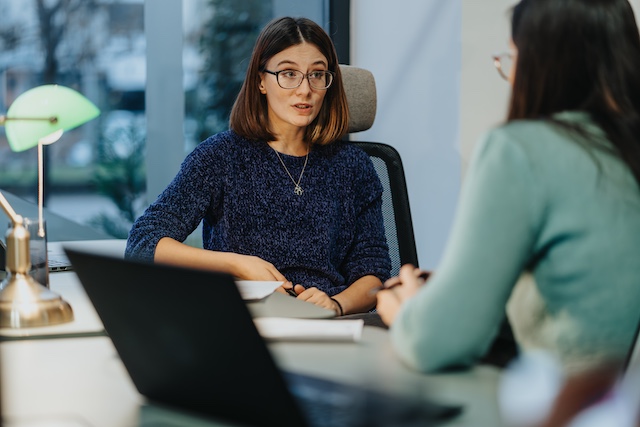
top-left (340, 64), bottom-right (377, 133)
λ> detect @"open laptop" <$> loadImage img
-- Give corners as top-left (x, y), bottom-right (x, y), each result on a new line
top-left (0, 240), bottom-right (73, 273)
top-left (64, 247), bottom-right (463, 427)
top-left (47, 242), bottom-right (74, 272)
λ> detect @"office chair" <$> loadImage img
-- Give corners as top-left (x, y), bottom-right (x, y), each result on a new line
top-left (340, 65), bottom-right (419, 277)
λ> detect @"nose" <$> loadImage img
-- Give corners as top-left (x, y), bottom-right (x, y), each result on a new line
top-left (295, 76), bottom-right (312, 95)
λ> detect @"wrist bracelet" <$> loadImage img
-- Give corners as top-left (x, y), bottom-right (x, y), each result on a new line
top-left (330, 297), bottom-right (344, 316)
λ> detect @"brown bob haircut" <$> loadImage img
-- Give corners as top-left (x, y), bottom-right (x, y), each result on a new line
top-left (229, 17), bottom-right (350, 146)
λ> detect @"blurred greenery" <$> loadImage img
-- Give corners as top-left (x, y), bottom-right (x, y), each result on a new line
top-left (193, 0), bottom-right (271, 141)
top-left (88, 115), bottom-right (146, 239)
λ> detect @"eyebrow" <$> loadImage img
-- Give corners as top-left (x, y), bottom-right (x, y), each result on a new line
top-left (275, 59), bottom-right (328, 69)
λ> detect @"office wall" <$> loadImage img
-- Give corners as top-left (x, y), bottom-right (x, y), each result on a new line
top-left (350, 1), bottom-right (462, 270)
top-left (460, 0), bottom-right (513, 174)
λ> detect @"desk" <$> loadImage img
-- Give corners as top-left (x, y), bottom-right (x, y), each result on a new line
top-left (1, 242), bottom-right (507, 427)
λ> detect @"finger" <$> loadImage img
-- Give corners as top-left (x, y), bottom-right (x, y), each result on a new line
top-left (376, 290), bottom-right (402, 325)
top-left (293, 284), bottom-right (306, 295)
top-left (296, 287), bottom-right (315, 301)
top-left (282, 281), bottom-right (294, 290)
top-left (395, 266), bottom-right (421, 300)
top-left (268, 266), bottom-right (288, 282)
top-left (383, 276), bottom-right (402, 288)
top-left (416, 269), bottom-right (431, 282)
top-left (296, 287), bottom-right (324, 304)
top-left (398, 264), bottom-right (420, 288)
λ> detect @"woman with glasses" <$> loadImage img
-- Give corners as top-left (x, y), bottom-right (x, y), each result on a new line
top-left (126, 17), bottom-right (391, 316)
top-left (377, 0), bottom-right (640, 374)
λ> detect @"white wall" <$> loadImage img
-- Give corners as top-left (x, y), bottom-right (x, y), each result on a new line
top-left (351, 0), bottom-right (462, 270)
top-left (460, 0), bottom-right (513, 172)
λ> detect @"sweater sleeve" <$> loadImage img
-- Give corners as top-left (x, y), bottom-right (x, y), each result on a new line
top-left (390, 129), bottom-right (544, 372)
top-left (342, 150), bottom-right (392, 285)
top-left (125, 137), bottom-right (224, 262)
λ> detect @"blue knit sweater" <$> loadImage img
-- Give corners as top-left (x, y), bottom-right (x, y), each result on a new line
top-left (125, 130), bottom-right (391, 295)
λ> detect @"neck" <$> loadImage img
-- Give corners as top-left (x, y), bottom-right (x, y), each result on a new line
top-left (268, 139), bottom-right (309, 157)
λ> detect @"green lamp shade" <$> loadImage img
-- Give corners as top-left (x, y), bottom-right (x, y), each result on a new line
top-left (5, 85), bottom-right (100, 152)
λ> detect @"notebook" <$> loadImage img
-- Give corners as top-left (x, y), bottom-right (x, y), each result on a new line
top-left (64, 247), bottom-right (463, 427)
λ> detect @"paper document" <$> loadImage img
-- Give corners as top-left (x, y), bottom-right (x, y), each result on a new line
top-left (235, 280), bottom-right (283, 300)
top-left (253, 317), bottom-right (364, 342)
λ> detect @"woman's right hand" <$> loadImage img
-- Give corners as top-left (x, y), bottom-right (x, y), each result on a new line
top-left (155, 239), bottom-right (289, 283)
top-left (376, 264), bottom-right (429, 326)
top-left (230, 254), bottom-right (288, 282)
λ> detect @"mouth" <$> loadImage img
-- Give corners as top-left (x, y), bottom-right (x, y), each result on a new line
top-left (293, 103), bottom-right (312, 110)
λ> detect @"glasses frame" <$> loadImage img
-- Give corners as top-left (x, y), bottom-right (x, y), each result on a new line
top-left (262, 69), bottom-right (335, 90)
top-left (492, 52), bottom-right (513, 81)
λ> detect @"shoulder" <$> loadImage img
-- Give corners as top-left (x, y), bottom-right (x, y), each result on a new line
top-left (474, 118), bottom-right (579, 172)
top-left (195, 130), bottom-right (251, 151)
top-left (189, 130), bottom-right (262, 160)
top-left (480, 112), bottom-right (601, 157)
top-left (315, 140), bottom-right (372, 166)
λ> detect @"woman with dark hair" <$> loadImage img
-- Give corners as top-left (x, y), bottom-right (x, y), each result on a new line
top-left (377, 0), bottom-right (640, 373)
top-left (126, 17), bottom-right (391, 315)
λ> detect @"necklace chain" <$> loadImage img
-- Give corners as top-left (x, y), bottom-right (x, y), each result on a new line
top-left (272, 147), bottom-right (309, 196)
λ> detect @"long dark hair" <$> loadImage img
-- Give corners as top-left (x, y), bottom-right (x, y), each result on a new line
top-left (229, 17), bottom-right (349, 145)
top-left (507, 0), bottom-right (640, 185)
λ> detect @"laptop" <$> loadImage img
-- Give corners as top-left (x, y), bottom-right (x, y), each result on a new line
top-left (48, 242), bottom-right (74, 272)
top-left (64, 247), bottom-right (463, 427)
top-left (0, 240), bottom-right (73, 273)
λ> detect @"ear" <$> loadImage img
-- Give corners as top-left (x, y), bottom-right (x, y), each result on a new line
top-left (259, 75), bottom-right (267, 94)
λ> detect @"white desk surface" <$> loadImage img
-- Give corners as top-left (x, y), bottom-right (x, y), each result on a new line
top-left (0, 272), bottom-right (105, 340)
top-left (0, 238), bottom-right (129, 340)
top-left (0, 240), bottom-right (507, 426)
top-left (2, 331), bottom-right (505, 427)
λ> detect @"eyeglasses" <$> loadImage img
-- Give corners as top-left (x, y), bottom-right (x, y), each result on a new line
top-left (262, 69), bottom-right (335, 90)
top-left (492, 52), bottom-right (513, 81)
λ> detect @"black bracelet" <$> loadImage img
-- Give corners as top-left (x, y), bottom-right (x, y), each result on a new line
top-left (330, 297), bottom-right (344, 316)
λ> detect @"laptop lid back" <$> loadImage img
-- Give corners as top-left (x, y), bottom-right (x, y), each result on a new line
top-left (64, 247), bottom-right (308, 427)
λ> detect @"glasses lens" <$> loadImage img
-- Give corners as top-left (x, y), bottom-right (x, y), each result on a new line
top-left (308, 71), bottom-right (333, 89)
top-left (277, 70), bottom-right (304, 89)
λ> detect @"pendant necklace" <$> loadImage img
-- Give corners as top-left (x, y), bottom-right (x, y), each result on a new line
top-left (272, 145), bottom-right (309, 196)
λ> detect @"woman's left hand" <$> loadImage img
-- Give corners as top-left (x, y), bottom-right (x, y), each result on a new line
top-left (293, 285), bottom-right (339, 313)
top-left (376, 264), bottom-right (429, 326)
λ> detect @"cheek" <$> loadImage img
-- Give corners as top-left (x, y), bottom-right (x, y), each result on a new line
top-left (315, 93), bottom-right (327, 111)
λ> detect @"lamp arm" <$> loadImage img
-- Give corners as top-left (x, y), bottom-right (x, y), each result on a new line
top-left (0, 191), bottom-right (23, 226)
top-left (0, 115), bottom-right (58, 125)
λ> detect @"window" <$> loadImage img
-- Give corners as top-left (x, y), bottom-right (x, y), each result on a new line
top-left (0, 0), bottom-right (331, 239)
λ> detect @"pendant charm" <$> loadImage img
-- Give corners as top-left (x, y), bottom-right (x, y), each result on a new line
top-left (294, 185), bottom-right (303, 196)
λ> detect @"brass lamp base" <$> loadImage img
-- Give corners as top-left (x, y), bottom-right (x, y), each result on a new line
top-left (0, 272), bottom-right (73, 328)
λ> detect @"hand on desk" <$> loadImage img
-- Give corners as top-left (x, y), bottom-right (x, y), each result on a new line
top-left (376, 264), bottom-right (430, 326)
top-left (277, 283), bottom-right (341, 314)
top-left (231, 254), bottom-right (289, 283)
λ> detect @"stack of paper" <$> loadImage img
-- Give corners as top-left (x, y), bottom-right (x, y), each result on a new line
top-left (235, 280), bottom-right (282, 300)
top-left (253, 317), bottom-right (364, 342)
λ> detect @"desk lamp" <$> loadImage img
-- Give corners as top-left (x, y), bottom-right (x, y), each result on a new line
top-left (0, 85), bottom-right (100, 328)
